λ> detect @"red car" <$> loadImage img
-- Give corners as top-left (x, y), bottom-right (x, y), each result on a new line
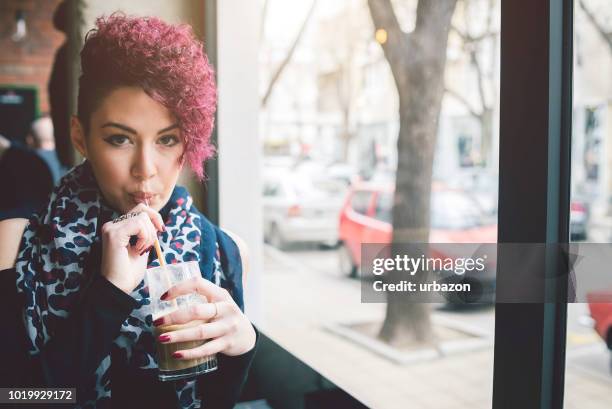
top-left (338, 182), bottom-right (497, 279)
top-left (587, 293), bottom-right (612, 367)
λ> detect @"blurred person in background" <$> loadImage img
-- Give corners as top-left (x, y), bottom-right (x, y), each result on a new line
top-left (0, 133), bottom-right (9, 159)
top-left (0, 120), bottom-right (55, 220)
top-left (25, 114), bottom-right (67, 185)
top-left (49, 0), bottom-right (74, 169)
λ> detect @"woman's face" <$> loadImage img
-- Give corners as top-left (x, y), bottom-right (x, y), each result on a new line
top-left (71, 86), bottom-right (184, 213)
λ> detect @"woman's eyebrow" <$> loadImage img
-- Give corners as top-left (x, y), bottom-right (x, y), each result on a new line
top-left (157, 124), bottom-right (179, 134)
top-left (101, 122), bottom-right (137, 134)
top-left (99, 123), bottom-right (179, 135)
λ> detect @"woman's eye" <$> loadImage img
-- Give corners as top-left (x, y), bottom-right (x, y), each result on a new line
top-left (158, 135), bottom-right (180, 147)
top-left (104, 135), bottom-right (131, 146)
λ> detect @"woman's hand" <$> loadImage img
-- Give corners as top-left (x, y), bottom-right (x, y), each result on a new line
top-left (100, 203), bottom-right (165, 294)
top-left (153, 277), bottom-right (256, 358)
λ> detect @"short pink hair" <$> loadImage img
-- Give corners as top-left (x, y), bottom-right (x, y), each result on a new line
top-left (78, 13), bottom-right (217, 179)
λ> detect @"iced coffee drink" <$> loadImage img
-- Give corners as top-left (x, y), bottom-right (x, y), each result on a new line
top-left (146, 261), bottom-right (218, 381)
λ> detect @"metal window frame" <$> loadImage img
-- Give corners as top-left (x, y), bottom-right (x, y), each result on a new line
top-left (493, 1), bottom-right (573, 408)
top-left (203, 0), bottom-right (219, 224)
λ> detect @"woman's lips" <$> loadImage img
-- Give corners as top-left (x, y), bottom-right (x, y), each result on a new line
top-left (130, 193), bottom-right (156, 204)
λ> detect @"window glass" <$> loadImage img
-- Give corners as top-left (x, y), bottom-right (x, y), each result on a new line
top-left (431, 190), bottom-right (485, 230)
top-left (260, 1), bottom-right (500, 407)
top-left (375, 192), bottom-right (392, 223)
top-left (565, 1), bottom-right (612, 406)
top-left (263, 180), bottom-right (281, 197)
top-left (351, 190), bottom-right (373, 215)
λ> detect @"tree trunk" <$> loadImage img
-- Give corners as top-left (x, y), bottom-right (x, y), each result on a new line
top-left (368, 0), bottom-right (458, 345)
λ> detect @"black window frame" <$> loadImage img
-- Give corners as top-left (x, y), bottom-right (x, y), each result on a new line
top-left (493, 1), bottom-right (573, 408)
top-left (203, 0), bottom-right (219, 224)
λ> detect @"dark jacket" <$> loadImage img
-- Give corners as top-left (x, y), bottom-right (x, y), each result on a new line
top-left (0, 267), bottom-right (257, 409)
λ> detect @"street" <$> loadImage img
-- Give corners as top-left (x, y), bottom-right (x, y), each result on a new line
top-left (260, 243), bottom-right (612, 408)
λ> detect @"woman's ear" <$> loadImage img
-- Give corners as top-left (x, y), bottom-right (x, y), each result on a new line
top-left (70, 116), bottom-right (88, 158)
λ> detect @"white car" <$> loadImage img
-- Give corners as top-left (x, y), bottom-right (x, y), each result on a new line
top-left (262, 170), bottom-right (344, 249)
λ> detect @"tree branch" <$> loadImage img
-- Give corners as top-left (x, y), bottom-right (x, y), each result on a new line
top-left (462, 2), bottom-right (489, 113)
top-left (471, 49), bottom-right (489, 112)
top-left (451, 24), bottom-right (497, 44)
top-left (367, 0), bottom-right (413, 91)
top-left (579, 0), bottom-right (612, 52)
top-left (445, 87), bottom-right (482, 119)
top-left (415, 0), bottom-right (458, 36)
top-left (261, 0), bottom-right (318, 108)
top-left (453, 0), bottom-right (495, 112)
top-left (450, 24), bottom-right (468, 42)
top-left (260, 0), bottom-right (269, 40)
top-left (485, 0), bottom-right (496, 35)
top-left (367, 0), bottom-right (410, 61)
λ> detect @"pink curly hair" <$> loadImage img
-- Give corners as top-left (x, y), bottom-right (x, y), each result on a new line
top-left (77, 13), bottom-right (217, 179)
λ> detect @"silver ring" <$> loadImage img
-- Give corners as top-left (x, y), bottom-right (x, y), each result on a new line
top-left (212, 302), bottom-right (219, 319)
top-left (112, 211), bottom-right (141, 224)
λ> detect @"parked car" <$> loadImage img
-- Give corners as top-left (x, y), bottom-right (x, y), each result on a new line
top-left (447, 172), bottom-right (499, 219)
top-left (587, 292), bottom-right (612, 372)
top-left (337, 182), bottom-right (497, 303)
top-left (570, 200), bottom-right (588, 241)
top-left (262, 170), bottom-right (345, 249)
top-left (324, 162), bottom-right (359, 187)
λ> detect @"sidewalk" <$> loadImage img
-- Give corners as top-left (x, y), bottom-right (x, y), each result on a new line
top-left (258, 246), bottom-right (612, 409)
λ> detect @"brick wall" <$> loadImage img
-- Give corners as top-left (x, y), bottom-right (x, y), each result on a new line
top-left (0, 0), bottom-right (65, 113)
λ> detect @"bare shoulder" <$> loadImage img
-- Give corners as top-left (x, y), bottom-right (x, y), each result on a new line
top-left (0, 218), bottom-right (29, 270)
top-left (220, 228), bottom-right (250, 286)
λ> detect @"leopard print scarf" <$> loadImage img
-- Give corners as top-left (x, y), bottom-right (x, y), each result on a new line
top-left (15, 161), bottom-right (220, 408)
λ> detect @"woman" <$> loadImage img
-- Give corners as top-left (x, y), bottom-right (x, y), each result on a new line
top-left (0, 14), bottom-right (256, 409)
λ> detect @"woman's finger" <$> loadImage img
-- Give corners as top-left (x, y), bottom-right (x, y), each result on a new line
top-left (173, 336), bottom-right (229, 360)
top-left (128, 203), bottom-right (165, 232)
top-left (142, 213), bottom-right (158, 251)
top-left (130, 212), bottom-right (160, 254)
top-left (131, 214), bottom-right (152, 254)
top-left (132, 215), bottom-right (147, 253)
top-left (158, 320), bottom-right (229, 344)
top-left (162, 277), bottom-right (231, 302)
top-left (153, 301), bottom-right (233, 327)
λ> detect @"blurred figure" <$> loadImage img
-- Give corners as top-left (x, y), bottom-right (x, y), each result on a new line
top-left (0, 117), bottom-right (57, 220)
top-left (27, 116), bottom-right (55, 150)
top-left (25, 115), bottom-right (66, 185)
top-left (49, 0), bottom-right (74, 168)
top-left (0, 134), bottom-right (10, 160)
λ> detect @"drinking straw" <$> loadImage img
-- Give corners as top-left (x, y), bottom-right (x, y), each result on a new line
top-left (144, 195), bottom-right (178, 310)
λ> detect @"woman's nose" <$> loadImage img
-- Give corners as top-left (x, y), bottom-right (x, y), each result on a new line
top-left (131, 145), bottom-right (157, 180)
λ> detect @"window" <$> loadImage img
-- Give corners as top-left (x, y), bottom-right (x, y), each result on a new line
top-left (258, 1), bottom-right (500, 407)
top-left (374, 192), bottom-right (392, 223)
top-left (565, 0), bottom-right (612, 406)
top-left (263, 181), bottom-right (281, 197)
top-left (351, 190), bottom-right (373, 216)
top-left (215, 0), bottom-right (593, 406)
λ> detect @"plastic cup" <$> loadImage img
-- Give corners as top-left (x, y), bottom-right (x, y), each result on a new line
top-left (145, 261), bottom-right (218, 381)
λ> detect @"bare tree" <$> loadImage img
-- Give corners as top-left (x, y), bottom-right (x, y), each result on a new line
top-left (260, 0), bottom-right (269, 40)
top-left (368, 0), bottom-right (458, 345)
top-left (261, 0), bottom-right (318, 108)
top-left (338, 62), bottom-right (354, 162)
top-left (578, 0), bottom-right (612, 52)
top-left (447, 0), bottom-right (498, 167)
top-left (319, 4), bottom-right (362, 162)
